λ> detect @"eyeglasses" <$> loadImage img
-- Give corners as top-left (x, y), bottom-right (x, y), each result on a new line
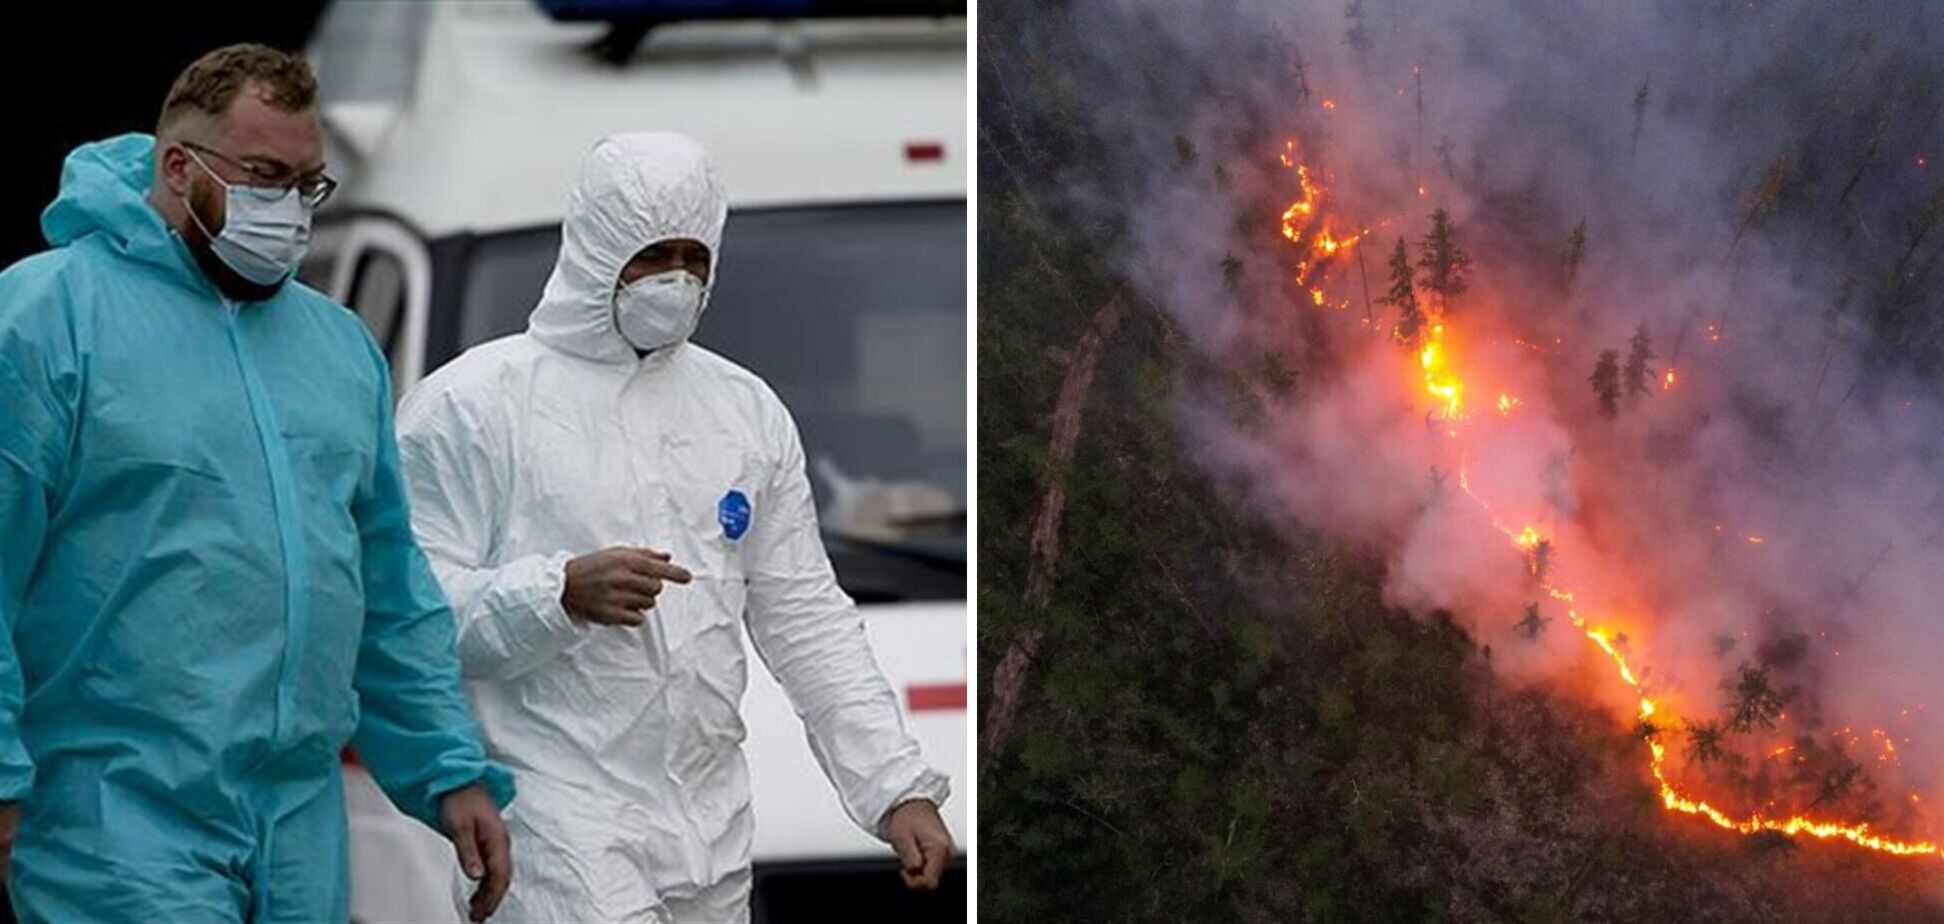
top-left (181, 141), bottom-right (338, 208)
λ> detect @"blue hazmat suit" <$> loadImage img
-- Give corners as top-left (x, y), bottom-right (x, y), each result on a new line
top-left (0, 134), bottom-right (513, 923)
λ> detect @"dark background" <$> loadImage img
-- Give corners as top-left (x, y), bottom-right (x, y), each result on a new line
top-left (0, 3), bottom-right (330, 267)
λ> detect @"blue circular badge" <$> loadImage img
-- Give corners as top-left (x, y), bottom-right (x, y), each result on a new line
top-left (718, 489), bottom-right (752, 541)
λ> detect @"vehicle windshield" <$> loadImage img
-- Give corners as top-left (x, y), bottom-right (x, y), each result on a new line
top-left (451, 202), bottom-right (966, 601)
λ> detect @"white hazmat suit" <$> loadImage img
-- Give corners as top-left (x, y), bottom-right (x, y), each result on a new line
top-left (394, 133), bottom-right (950, 923)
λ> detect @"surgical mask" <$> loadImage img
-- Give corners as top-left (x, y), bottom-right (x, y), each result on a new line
top-left (182, 150), bottom-right (313, 286)
top-left (613, 270), bottom-right (706, 352)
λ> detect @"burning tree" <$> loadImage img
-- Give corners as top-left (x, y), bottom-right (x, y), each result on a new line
top-left (1416, 208), bottom-right (1470, 313)
top-left (1624, 323), bottom-right (1657, 398)
top-left (1381, 236), bottom-right (1425, 344)
top-left (1527, 539), bottom-right (1553, 584)
top-left (1589, 350), bottom-right (1621, 417)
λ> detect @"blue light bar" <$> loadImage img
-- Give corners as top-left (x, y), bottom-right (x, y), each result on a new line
top-left (535, 0), bottom-right (963, 21)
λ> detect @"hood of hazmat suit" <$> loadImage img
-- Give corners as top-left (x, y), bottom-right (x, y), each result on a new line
top-left (0, 135), bottom-right (512, 924)
top-left (395, 132), bottom-right (950, 922)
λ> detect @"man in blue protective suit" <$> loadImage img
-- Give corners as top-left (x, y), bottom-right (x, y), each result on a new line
top-left (0, 44), bottom-right (514, 923)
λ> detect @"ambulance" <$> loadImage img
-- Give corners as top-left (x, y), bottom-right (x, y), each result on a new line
top-left (297, 2), bottom-right (966, 919)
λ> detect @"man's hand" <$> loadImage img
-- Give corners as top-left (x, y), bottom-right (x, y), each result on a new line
top-left (440, 783), bottom-right (511, 923)
top-left (885, 799), bottom-right (953, 890)
top-left (562, 547), bottom-right (693, 627)
top-left (0, 800), bottom-right (17, 884)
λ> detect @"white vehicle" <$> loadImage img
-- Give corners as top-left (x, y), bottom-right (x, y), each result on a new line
top-left (297, 3), bottom-right (966, 921)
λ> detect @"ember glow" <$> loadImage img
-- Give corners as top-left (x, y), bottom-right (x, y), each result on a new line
top-left (1278, 143), bottom-right (1367, 283)
top-left (1273, 143), bottom-right (1944, 861)
top-left (1443, 354), bottom-right (1944, 858)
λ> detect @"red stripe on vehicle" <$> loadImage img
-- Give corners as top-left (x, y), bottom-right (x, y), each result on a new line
top-left (907, 682), bottom-right (966, 711)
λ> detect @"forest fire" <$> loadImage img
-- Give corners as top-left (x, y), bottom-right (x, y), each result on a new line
top-left (1275, 142), bottom-right (1944, 862)
top-left (984, 1), bottom-right (1944, 916)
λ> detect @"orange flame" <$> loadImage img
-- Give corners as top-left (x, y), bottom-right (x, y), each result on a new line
top-left (1505, 509), bottom-right (1940, 858)
top-left (1285, 191), bottom-right (1941, 859)
top-left (1277, 147), bottom-right (1366, 300)
top-left (1418, 335), bottom-right (1464, 419)
top-left (1314, 229), bottom-right (1360, 256)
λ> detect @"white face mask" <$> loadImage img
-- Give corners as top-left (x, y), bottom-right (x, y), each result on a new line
top-left (613, 269), bottom-right (706, 352)
top-left (182, 149), bottom-right (313, 286)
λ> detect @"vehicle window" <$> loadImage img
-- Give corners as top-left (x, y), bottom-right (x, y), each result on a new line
top-left (453, 202), bottom-right (967, 600)
top-left (349, 249), bottom-right (408, 358)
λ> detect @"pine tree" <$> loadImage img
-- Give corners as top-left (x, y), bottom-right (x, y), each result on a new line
top-left (1731, 155), bottom-right (1791, 251)
top-left (1528, 539), bottom-right (1553, 583)
top-left (1290, 47), bottom-right (1313, 104)
top-left (1807, 761), bottom-right (1863, 810)
top-left (1261, 352), bottom-right (1298, 398)
top-left (1624, 323), bottom-right (1657, 397)
top-left (1380, 237), bottom-right (1424, 344)
top-left (1343, 0), bottom-right (1374, 55)
top-left (1590, 349), bottom-right (1621, 418)
top-left (1513, 603), bottom-right (1550, 639)
top-left (1416, 208), bottom-right (1470, 313)
top-left (1630, 77), bottom-right (1650, 162)
top-left (1686, 719), bottom-right (1726, 765)
top-left (1412, 63), bottom-right (1425, 178)
top-left (1725, 664), bottom-right (1792, 733)
top-left (1562, 219), bottom-right (1587, 294)
top-left (1637, 717), bottom-right (1661, 741)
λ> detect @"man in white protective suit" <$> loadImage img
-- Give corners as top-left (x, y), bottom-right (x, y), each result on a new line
top-left (393, 132), bottom-right (955, 923)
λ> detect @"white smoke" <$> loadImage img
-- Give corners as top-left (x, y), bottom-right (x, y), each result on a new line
top-left (1032, 0), bottom-right (1944, 837)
